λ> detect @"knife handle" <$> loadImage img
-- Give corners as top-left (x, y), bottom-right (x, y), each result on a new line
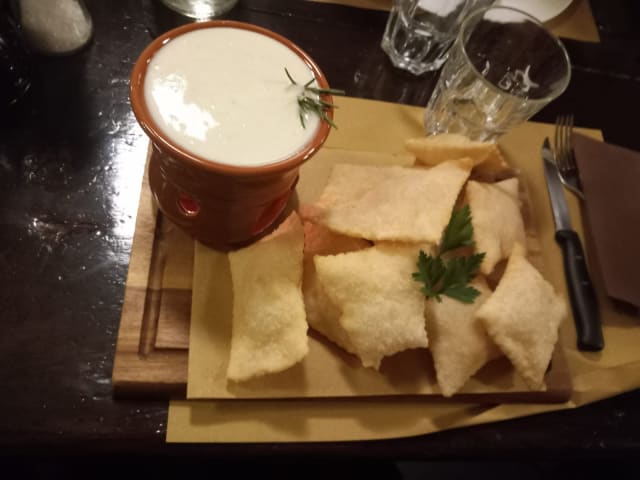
top-left (555, 230), bottom-right (604, 351)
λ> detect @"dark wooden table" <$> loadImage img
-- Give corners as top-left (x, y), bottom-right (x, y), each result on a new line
top-left (2, 0), bottom-right (640, 468)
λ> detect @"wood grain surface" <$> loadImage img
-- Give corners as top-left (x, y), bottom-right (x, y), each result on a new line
top-left (112, 171), bottom-right (190, 398)
top-left (113, 143), bottom-right (571, 403)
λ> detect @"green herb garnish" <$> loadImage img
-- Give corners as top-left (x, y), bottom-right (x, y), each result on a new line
top-left (439, 203), bottom-right (475, 253)
top-left (285, 68), bottom-right (345, 129)
top-left (412, 205), bottom-right (485, 304)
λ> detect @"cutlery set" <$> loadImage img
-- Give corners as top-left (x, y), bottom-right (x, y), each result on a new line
top-left (542, 116), bottom-right (604, 352)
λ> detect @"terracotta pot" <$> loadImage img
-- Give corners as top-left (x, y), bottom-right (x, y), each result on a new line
top-left (130, 20), bottom-right (332, 250)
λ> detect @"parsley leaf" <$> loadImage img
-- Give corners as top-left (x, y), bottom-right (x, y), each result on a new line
top-left (412, 207), bottom-right (486, 304)
top-left (439, 204), bottom-right (475, 254)
top-left (440, 253), bottom-right (485, 303)
top-left (412, 251), bottom-right (446, 301)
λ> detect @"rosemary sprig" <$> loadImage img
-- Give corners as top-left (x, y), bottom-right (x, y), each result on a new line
top-left (285, 67), bottom-right (345, 129)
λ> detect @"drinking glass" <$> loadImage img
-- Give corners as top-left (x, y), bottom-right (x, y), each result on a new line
top-left (381, 0), bottom-right (495, 76)
top-left (159, 0), bottom-right (238, 19)
top-left (424, 6), bottom-right (571, 141)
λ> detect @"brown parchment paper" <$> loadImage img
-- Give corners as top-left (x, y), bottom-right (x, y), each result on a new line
top-left (167, 96), bottom-right (640, 443)
top-left (185, 141), bottom-right (568, 402)
top-left (308, 0), bottom-right (600, 43)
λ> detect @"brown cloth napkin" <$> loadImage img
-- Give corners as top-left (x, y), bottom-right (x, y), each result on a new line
top-left (573, 133), bottom-right (640, 306)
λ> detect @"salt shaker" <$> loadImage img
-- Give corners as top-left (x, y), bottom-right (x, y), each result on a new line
top-left (19, 0), bottom-right (93, 55)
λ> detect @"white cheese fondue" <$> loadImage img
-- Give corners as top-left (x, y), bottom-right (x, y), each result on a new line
top-left (144, 27), bottom-right (322, 167)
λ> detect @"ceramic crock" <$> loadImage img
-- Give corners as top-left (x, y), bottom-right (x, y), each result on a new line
top-left (130, 20), bottom-right (332, 249)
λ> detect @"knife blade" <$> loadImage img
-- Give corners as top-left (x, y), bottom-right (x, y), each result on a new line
top-left (542, 137), bottom-right (604, 351)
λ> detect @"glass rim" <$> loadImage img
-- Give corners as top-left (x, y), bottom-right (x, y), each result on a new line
top-left (456, 5), bottom-right (572, 104)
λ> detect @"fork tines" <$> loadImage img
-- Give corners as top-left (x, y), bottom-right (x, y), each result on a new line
top-left (554, 114), bottom-right (584, 199)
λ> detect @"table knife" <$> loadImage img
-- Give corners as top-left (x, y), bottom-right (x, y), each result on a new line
top-left (542, 138), bottom-right (604, 351)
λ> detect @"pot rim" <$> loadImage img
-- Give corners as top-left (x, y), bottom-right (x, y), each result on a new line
top-left (130, 20), bottom-right (333, 178)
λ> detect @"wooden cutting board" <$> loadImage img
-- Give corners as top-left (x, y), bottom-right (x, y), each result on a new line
top-left (112, 148), bottom-right (571, 402)
top-left (111, 171), bottom-right (192, 398)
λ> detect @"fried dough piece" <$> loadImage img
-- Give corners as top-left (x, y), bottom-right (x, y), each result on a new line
top-left (425, 277), bottom-right (500, 397)
top-left (226, 212), bottom-right (308, 382)
top-left (466, 178), bottom-right (526, 275)
top-left (314, 244), bottom-right (428, 369)
top-left (315, 159), bottom-right (473, 244)
top-left (475, 244), bottom-right (567, 390)
top-left (302, 219), bottom-right (370, 354)
top-left (406, 133), bottom-right (505, 168)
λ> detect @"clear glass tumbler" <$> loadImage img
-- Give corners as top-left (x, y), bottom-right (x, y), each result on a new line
top-left (381, 0), bottom-right (495, 76)
top-left (160, 0), bottom-right (238, 19)
top-left (424, 6), bottom-right (571, 141)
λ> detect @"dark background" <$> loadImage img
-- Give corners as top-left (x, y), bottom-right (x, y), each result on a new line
top-left (1, 0), bottom-right (640, 476)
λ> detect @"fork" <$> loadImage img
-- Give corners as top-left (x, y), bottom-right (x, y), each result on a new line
top-left (554, 114), bottom-right (584, 200)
